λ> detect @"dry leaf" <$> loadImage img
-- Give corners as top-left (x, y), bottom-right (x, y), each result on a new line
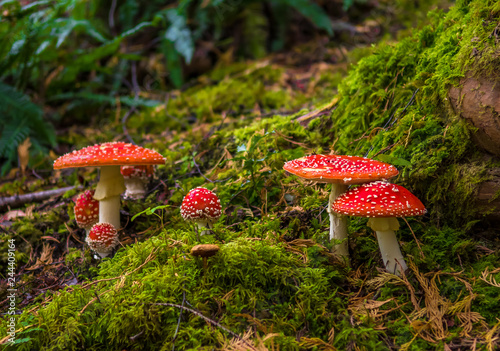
top-left (17, 137), bottom-right (31, 176)
top-left (26, 243), bottom-right (54, 271)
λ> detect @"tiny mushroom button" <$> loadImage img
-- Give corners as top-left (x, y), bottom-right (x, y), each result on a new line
top-left (74, 189), bottom-right (99, 236)
top-left (283, 155), bottom-right (398, 260)
top-left (332, 181), bottom-right (426, 276)
top-left (120, 165), bottom-right (155, 200)
top-left (86, 222), bottom-right (119, 259)
top-left (191, 244), bottom-right (220, 269)
top-left (180, 187), bottom-right (222, 235)
top-left (54, 142), bottom-right (165, 229)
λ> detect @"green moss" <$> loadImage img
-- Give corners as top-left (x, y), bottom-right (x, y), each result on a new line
top-left (2, 231), bottom-right (345, 350)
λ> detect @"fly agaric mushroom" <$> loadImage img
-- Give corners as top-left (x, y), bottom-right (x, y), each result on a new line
top-left (54, 142), bottom-right (165, 229)
top-left (86, 222), bottom-right (119, 258)
top-left (283, 155), bottom-right (398, 259)
top-left (332, 181), bottom-right (426, 276)
top-left (180, 187), bottom-right (222, 235)
top-left (120, 165), bottom-right (155, 199)
top-left (191, 244), bottom-right (220, 269)
top-left (74, 189), bottom-right (99, 236)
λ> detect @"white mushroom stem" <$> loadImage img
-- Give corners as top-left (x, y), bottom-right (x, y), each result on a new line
top-left (83, 227), bottom-right (92, 238)
top-left (195, 220), bottom-right (212, 236)
top-left (123, 178), bottom-right (147, 199)
top-left (367, 217), bottom-right (407, 276)
top-left (327, 183), bottom-right (349, 258)
top-left (98, 196), bottom-right (121, 230)
top-left (94, 250), bottom-right (111, 259)
top-left (94, 166), bottom-right (125, 229)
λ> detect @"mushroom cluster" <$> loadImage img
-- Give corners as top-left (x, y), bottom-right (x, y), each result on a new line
top-left (54, 142), bottom-right (165, 229)
top-left (284, 154), bottom-right (426, 275)
top-left (283, 154), bottom-right (398, 259)
top-left (55, 142), bottom-right (165, 259)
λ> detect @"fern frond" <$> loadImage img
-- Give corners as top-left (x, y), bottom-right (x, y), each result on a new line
top-left (0, 81), bottom-right (56, 174)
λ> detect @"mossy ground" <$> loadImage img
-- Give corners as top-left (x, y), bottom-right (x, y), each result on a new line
top-left (1, 0), bottom-right (500, 349)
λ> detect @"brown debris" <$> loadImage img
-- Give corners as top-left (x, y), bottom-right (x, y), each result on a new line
top-left (191, 244), bottom-right (220, 258)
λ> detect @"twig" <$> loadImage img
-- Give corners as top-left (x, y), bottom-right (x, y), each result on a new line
top-left (172, 261), bottom-right (188, 351)
top-left (77, 250), bottom-right (157, 315)
top-left (149, 302), bottom-right (256, 350)
top-left (0, 186), bottom-right (76, 210)
top-left (402, 217), bottom-right (425, 259)
top-left (122, 107), bottom-right (137, 145)
top-left (31, 169), bottom-right (44, 180)
top-left (79, 249), bottom-right (157, 290)
top-left (130, 330), bottom-right (145, 342)
top-left (387, 88), bottom-right (419, 129)
top-left (295, 97), bottom-right (338, 125)
top-left (109, 0), bottom-right (117, 32)
top-left (364, 89), bottom-right (419, 158)
top-left (131, 61), bottom-right (140, 98)
top-left (79, 289), bottom-right (112, 315)
top-left (192, 154), bottom-right (213, 183)
top-left (121, 62), bottom-right (141, 145)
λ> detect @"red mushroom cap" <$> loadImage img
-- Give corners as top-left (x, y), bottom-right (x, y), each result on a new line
top-left (86, 222), bottom-right (119, 254)
top-left (54, 142), bottom-right (165, 169)
top-left (283, 154), bottom-right (399, 184)
top-left (332, 181), bottom-right (427, 217)
top-left (120, 165), bottom-right (155, 180)
top-left (180, 187), bottom-right (222, 222)
top-left (74, 190), bottom-right (99, 229)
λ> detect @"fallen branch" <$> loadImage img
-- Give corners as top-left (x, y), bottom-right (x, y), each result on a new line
top-left (295, 97), bottom-right (339, 125)
top-left (0, 186), bottom-right (76, 210)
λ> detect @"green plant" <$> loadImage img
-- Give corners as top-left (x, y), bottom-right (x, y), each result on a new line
top-left (0, 82), bottom-right (56, 175)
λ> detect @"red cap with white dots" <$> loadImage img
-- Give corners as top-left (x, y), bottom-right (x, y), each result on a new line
top-left (283, 154), bottom-right (399, 184)
top-left (120, 165), bottom-right (155, 180)
top-left (54, 142), bottom-right (165, 169)
top-left (86, 222), bottom-right (119, 257)
top-left (74, 190), bottom-right (99, 229)
top-left (180, 187), bottom-right (222, 223)
top-left (332, 181), bottom-right (426, 217)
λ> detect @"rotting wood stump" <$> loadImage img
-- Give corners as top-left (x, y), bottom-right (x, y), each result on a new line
top-left (449, 74), bottom-right (500, 221)
top-left (449, 74), bottom-right (500, 156)
top-left (476, 167), bottom-right (500, 222)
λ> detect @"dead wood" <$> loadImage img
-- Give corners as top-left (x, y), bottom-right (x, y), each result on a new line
top-left (0, 186), bottom-right (76, 211)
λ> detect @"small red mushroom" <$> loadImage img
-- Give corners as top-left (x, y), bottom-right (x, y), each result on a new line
top-left (120, 165), bottom-right (155, 199)
top-left (180, 187), bottom-right (222, 235)
top-left (283, 155), bottom-right (398, 259)
top-left (54, 142), bottom-right (165, 229)
top-left (332, 181), bottom-right (426, 275)
top-left (86, 222), bottom-right (119, 258)
top-left (74, 189), bottom-right (99, 236)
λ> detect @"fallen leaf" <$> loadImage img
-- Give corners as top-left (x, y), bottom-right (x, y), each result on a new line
top-left (17, 137), bottom-right (31, 176)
